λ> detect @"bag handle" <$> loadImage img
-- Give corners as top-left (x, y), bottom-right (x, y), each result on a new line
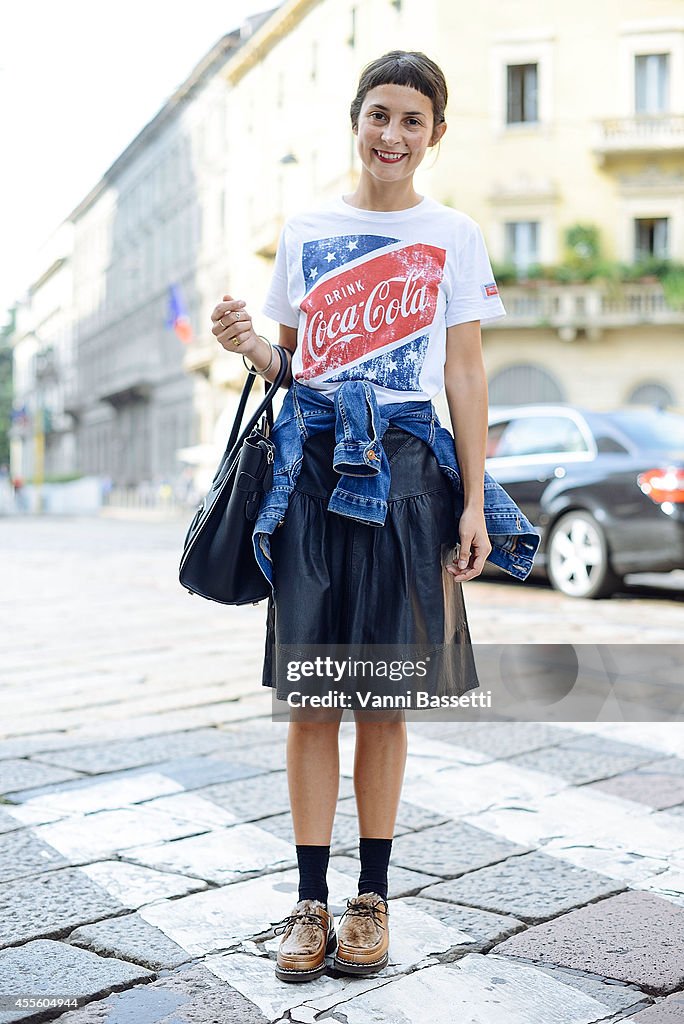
top-left (221, 343), bottom-right (289, 463)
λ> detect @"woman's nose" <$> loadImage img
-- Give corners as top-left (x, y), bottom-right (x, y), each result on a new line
top-left (381, 121), bottom-right (402, 145)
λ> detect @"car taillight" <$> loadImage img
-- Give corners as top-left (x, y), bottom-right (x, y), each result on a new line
top-left (637, 466), bottom-right (684, 504)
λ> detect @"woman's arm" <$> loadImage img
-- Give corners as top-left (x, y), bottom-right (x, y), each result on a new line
top-left (443, 319), bottom-right (492, 580)
top-left (211, 294), bottom-right (297, 387)
top-left (243, 325), bottom-right (297, 387)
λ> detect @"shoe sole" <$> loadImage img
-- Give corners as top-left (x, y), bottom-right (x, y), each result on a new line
top-left (332, 950), bottom-right (389, 976)
top-left (275, 930), bottom-right (337, 983)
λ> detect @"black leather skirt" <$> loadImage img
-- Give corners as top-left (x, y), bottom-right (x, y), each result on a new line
top-left (261, 426), bottom-right (479, 701)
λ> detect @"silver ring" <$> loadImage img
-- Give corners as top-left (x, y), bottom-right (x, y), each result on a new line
top-left (234, 311), bottom-right (241, 321)
top-left (218, 317), bottom-right (228, 329)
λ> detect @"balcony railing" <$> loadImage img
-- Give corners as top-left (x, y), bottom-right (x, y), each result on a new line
top-left (496, 282), bottom-right (684, 331)
top-left (594, 114), bottom-right (684, 158)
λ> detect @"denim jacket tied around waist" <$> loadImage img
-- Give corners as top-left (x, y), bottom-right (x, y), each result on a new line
top-left (252, 379), bottom-right (541, 585)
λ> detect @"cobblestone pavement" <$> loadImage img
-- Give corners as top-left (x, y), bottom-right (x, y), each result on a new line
top-left (1, 516), bottom-right (683, 1024)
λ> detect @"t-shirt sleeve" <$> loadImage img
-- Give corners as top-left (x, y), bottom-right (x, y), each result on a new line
top-left (261, 223), bottom-right (299, 328)
top-left (446, 219), bottom-right (506, 327)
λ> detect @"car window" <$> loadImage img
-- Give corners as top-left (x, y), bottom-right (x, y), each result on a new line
top-left (609, 411), bottom-right (684, 451)
top-left (493, 416), bottom-right (589, 457)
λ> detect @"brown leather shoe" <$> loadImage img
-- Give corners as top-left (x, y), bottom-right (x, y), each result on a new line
top-left (274, 899), bottom-right (337, 982)
top-left (332, 892), bottom-right (390, 976)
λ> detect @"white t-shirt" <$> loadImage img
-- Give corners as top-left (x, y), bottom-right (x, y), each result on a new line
top-left (262, 194), bottom-right (506, 405)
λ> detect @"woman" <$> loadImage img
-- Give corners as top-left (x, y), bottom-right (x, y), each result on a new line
top-left (211, 51), bottom-right (538, 983)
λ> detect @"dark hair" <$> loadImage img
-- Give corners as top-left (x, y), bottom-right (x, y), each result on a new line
top-left (350, 50), bottom-right (448, 140)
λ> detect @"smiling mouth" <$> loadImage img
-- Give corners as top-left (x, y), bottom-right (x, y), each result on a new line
top-left (373, 149), bottom-right (408, 163)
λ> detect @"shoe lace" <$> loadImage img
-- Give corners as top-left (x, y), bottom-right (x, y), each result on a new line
top-left (340, 897), bottom-right (388, 930)
top-left (273, 910), bottom-right (327, 936)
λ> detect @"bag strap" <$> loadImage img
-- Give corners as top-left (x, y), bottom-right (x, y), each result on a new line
top-left (223, 343), bottom-right (289, 456)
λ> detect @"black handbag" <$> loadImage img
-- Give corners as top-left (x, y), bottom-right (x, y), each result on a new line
top-left (179, 344), bottom-right (289, 605)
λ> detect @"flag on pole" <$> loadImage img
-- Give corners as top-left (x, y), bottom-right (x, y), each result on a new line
top-left (166, 284), bottom-right (193, 344)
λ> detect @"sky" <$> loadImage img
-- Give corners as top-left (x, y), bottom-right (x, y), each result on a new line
top-left (0, 0), bottom-right (278, 323)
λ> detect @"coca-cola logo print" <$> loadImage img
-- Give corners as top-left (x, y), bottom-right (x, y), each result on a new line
top-left (298, 235), bottom-right (446, 384)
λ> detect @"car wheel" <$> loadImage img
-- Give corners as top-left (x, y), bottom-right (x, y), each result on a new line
top-left (547, 510), bottom-right (620, 599)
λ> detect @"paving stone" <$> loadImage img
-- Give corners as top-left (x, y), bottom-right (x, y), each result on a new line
top-left (4, 771), bottom-right (185, 827)
top-left (587, 758), bottom-right (684, 810)
top-left (302, 954), bottom-right (645, 1024)
top-left (31, 794), bottom-right (236, 861)
top-left (329, 855), bottom-right (440, 897)
top-left (0, 939), bottom-right (153, 1023)
top-left (0, 809), bottom-right (22, 836)
top-left (140, 867), bottom-right (353, 955)
top-left (10, 758), bottom-right (263, 810)
top-left (401, 759), bottom-right (565, 822)
top-left (0, 828), bottom-right (70, 881)
top-left (212, 742), bottom-right (286, 773)
top-left (69, 913), bottom-right (193, 970)
top-left (33, 728), bottom-right (251, 774)
top-left (196, 771), bottom-right (353, 824)
top-left (459, 781), bottom-right (684, 884)
top-left (412, 721), bottom-right (578, 758)
top-left (0, 759), bottom-right (82, 795)
top-left (126, 822), bottom-right (295, 884)
top-left (495, 889), bottom-right (684, 995)
top-left (81, 862), bottom-right (207, 909)
top-left (390, 820), bottom-right (530, 878)
top-left (0, 868), bottom-right (125, 948)
top-left (627, 991), bottom-right (684, 1022)
top-left (48, 959), bottom-right (269, 1024)
top-left (506, 736), bottom-right (667, 786)
top-left (397, 896), bottom-right (523, 947)
top-left (0, 733), bottom-right (98, 760)
top-left (421, 849), bottom-right (624, 922)
top-left (336, 795), bottom-right (450, 831)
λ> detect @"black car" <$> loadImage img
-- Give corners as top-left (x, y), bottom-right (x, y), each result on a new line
top-left (485, 404), bottom-right (684, 598)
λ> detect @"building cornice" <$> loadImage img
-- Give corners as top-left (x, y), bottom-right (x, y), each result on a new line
top-left (222, 0), bottom-right (322, 85)
top-left (67, 13), bottom-right (277, 224)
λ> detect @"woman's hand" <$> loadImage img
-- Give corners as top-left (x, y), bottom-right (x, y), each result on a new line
top-left (210, 294), bottom-right (260, 355)
top-left (446, 506), bottom-right (492, 582)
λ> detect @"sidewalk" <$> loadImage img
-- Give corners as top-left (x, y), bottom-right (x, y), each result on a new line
top-left (1, 517), bottom-right (683, 1023)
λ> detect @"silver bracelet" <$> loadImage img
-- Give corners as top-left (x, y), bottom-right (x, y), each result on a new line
top-left (242, 335), bottom-right (274, 376)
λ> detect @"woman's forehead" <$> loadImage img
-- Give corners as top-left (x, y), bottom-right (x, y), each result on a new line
top-left (361, 83), bottom-right (432, 114)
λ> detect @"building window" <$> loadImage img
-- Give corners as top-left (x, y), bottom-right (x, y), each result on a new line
top-left (507, 63), bottom-right (538, 123)
top-left (634, 217), bottom-right (669, 260)
top-left (628, 381), bottom-right (673, 409)
top-left (504, 221), bottom-right (540, 273)
top-left (489, 364), bottom-right (564, 406)
top-left (348, 6), bottom-right (357, 47)
top-left (311, 41), bottom-right (318, 83)
top-left (635, 53), bottom-right (669, 114)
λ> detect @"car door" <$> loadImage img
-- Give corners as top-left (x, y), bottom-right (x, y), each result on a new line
top-left (486, 412), bottom-right (595, 526)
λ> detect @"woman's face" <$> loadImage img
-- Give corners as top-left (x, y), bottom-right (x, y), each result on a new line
top-left (353, 83), bottom-right (446, 185)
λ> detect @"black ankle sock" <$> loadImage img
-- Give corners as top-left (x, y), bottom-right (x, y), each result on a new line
top-left (296, 844), bottom-right (330, 903)
top-left (358, 837), bottom-right (392, 900)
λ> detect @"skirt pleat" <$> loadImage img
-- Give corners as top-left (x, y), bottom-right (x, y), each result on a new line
top-left (262, 426), bottom-right (479, 701)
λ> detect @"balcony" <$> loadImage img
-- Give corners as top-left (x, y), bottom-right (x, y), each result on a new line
top-left (496, 282), bottom-right (684, 338)
top-left (593, 114), bottom-right (684, 162)
top-left (97, 359), bottom-right (157, 406)
top-left (183, 338), bottom-right (215, 376)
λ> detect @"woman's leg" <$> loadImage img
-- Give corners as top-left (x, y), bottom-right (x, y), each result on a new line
top-left (287, 706), bottom-right (343, 843)
top-left (287, 706), bottom-right (343, 904)
top-left (351, 710), bottom-right (407, 898)
top-left (352, 710), bottom-right (407, 837)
